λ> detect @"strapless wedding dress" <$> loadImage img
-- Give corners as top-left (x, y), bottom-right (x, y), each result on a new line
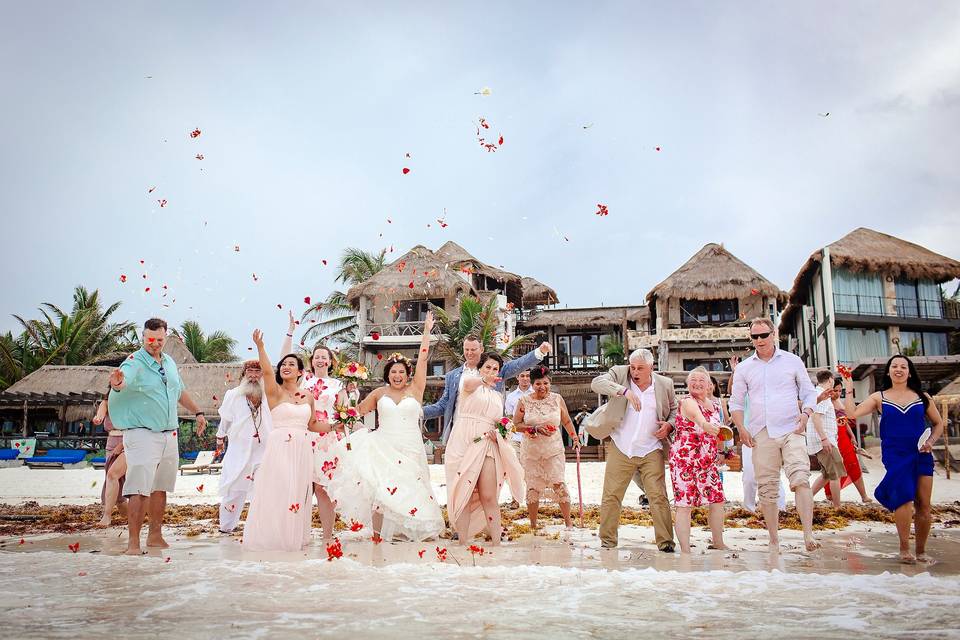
top-left (322, 395), bottom-right (444, 541)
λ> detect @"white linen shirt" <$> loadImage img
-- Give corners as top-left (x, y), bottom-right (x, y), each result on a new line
top-left (505, 386), bottom-right (532, 443)
top-left (729, 348), bottom-right (818, 439)
top-left (611, 380), bottom-right (660, 458)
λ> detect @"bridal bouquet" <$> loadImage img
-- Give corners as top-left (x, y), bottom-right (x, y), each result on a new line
top-left (474, 417), bottom-right (514, 443)
top-left (335, 361), bottom-right (370, 385)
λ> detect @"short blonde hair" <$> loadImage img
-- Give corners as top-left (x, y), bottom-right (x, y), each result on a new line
top-left (749, 317), bottom-right (775, 332)
top-left (686, 366), bottom-right (712, 386)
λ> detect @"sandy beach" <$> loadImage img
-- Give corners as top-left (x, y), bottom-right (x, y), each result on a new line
top-left (2, 450), bottom-right (960, 638)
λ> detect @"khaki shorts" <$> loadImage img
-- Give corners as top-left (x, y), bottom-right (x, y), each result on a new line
top-left (815, 446), bottom-right (847, 481)
top-left (753, 428), bottom-right (810, 504)
top-left (121, 428), bottom-right (179, 496)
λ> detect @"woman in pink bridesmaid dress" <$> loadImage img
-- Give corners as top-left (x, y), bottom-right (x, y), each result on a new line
top-left (444, 352), bottom-right (525, 545)
top-left (243, 329), bottom-right (328, 552)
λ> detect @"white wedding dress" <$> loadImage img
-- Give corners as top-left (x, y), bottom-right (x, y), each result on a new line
top-left (322, 395), bottom-right (444, 541)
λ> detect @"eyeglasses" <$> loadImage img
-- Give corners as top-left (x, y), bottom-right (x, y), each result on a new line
top-left (158, 365), bottom-right (168, 385)
top-left (750, 332), bottom-right (772, 340)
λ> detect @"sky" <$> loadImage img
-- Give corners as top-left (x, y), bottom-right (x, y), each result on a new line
top-left (2, 1), bottom-right (958, 353)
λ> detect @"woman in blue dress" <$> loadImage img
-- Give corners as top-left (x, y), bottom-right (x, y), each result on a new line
top-left (843, 355), bottom-right (943, 564)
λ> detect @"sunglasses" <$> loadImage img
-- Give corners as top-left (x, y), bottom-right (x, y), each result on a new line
top-left (158, 365), bottom-right (168, 385)
top-left (750, 331), bottom-right (772, 340)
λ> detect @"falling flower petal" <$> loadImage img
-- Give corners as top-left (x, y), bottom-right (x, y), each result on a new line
top-left (402, 167), bottom-right (410, 174)
top-left (190, 128), bottom-right (201, 138)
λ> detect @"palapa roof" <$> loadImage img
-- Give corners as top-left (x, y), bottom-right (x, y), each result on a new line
top-left (346, 245), bottom-right (474, 303)
top-left (346, 241), bottom-right (548, 306)
top-left (780, 227), bottom-right (960, 329)
top-left (647, 243), bottom-right (781, 302)
top-left (434, 241), bottom-right (523, 301)
top-left (935, 374), bottom-right (960, 401)
top-left (520, 276), bottom-right (559, 306)
top-left (522, 306), bottom-right (648, 329)
top-left (0, 363), bottom-right (247, 419)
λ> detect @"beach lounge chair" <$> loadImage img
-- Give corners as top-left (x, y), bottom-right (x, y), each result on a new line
top-left (180, 450), bottom-right (215, 475)
top-left (23, 449), bottom-right (87, 469)
top-left (181, 450), bottom-right (200, 462)
top-left (0, 449), bottom-right (22, 468)
top-left (90, 456), bottom-right (107, 469)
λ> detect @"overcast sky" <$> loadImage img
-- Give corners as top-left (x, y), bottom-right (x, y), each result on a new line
top-left (2, 1), bottom-right (958, 353)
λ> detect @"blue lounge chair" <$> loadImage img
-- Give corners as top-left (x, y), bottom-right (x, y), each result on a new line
top-left (0, 449), bottom-right (19, 460)
top-left (181, 451), bottom-right (200, 461)
top-left (24, 449), bottom-right (88, 468)
top-left (90, 456), bottom-right (107, 469)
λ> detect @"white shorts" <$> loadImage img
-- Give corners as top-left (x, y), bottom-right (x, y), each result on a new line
top-left (121, 428), bottom-right (179, 496)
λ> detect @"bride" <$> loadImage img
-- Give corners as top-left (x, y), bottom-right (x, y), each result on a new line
top-left (322, 311), bottom-right (444, 541)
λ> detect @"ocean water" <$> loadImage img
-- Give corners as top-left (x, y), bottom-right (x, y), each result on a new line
top-left (1, 546), bottom-right (958, 639)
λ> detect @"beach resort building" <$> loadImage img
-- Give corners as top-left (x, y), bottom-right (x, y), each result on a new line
top-left (779, 228), bottom-right (960, 370)
top-left (629, 243), bottom-right (785, 373)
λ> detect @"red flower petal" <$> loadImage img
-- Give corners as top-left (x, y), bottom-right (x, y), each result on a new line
top-left (190, 128), bottom-right (201, 138)
top-left (196, 484), bottom-right (204, 492)
top-left (304, 296), bottom-right (311, 304)
top-left (402, 167), bottom-right (410, 174)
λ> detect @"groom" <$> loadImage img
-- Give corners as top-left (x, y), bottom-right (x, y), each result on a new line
top-left (423, 334), bottom-right (551, 443)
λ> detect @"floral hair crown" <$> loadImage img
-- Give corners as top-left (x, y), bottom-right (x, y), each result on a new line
top-left (386, 352), bottom-right (412, 365)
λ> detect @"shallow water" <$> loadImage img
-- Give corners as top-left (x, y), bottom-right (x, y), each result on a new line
top-left (2, 530), bottom-right (959, 639)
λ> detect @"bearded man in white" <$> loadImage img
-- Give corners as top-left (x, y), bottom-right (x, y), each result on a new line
top-left (216, 360), bottom-right (273, 533)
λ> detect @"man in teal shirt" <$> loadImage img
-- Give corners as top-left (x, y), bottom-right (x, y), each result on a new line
top-left (108, 318), bottom-right (207, 556)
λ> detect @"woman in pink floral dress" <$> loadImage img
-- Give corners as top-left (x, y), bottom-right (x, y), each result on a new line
top-left (670, 367), bottom-right (727, 553)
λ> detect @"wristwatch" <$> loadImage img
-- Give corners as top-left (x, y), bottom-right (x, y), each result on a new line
top-left (195, 412), bottom-right (205, 418)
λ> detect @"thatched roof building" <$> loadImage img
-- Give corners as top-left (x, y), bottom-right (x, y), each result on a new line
top-left (345, 244), bottom-right (474, 304)
top-left (1, 362), bottom-right (247, 423)
top-left (647, 243), bottom-right (782, 302)
top-left (523, 306), bottom-right (647, 329)
top-left (780, 227), bottom-right (960, 328)
top-left (346, 241), bottom-right (555, 310)
top-left (520, 276), bottom-right (559, 307)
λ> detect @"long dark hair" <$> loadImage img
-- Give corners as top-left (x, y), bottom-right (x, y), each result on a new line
top-left (880, 354), bottom-right (928, 410)
top-left (276, 353), bottom-right (305, 385)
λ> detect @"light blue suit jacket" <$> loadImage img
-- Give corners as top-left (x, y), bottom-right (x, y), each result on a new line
top-left (423, 349), bottom-right (544, 443)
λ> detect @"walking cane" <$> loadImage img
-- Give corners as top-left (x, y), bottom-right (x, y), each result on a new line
top-left (575, 442), bottom-right (584, 528)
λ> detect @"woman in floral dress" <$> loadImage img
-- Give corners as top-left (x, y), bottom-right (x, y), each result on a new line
top-left (670, 367), bottom-right (727, 553)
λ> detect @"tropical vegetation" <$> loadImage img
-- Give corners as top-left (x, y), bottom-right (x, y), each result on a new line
top-left (430, 295), bottom-right (540, 364)
top-left (172, 320), bottom-right (238, 363)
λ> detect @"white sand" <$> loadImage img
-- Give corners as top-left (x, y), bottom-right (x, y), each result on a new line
top-left (2, 446), bottom-right (958, 507)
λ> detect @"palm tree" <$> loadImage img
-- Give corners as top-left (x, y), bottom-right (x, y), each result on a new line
top-left (301, 247), bottom-right (387, 348)
top-left (1, 286), bottom-right (136, 390)
top-left (431, 295), bottom-right (540, 365)
top-left (174, 320), bottom-right (238, 363)
top-left (600, 334), bottom-right (626, 366)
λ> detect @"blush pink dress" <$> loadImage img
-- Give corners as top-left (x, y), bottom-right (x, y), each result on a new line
top-left (242, 402), bottom-right (314, 551)
top-left (444, 381), bottom-right (525, 539)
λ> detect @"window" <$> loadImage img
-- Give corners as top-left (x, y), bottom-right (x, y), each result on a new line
top-left (833, 268), bottom-right (883, 315)
top-left (679, 299), bottom-right (738, 326)
top-left (395, 299), bottom-right (444, 323)
top-left (899, 331), bottom-right (949, 356)
top-left (556, 332), bottom-right (604, 369)
top-left (836, 328), bottom-right (889, 364)
top-left (895, 278), bottom-right (943, 319)
top-left (428, 361), bottom-right (446, 377)
top-left (683, 359), bottom-right (725, 372)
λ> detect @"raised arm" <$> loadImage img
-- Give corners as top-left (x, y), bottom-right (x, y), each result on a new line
top-left (411, 311), bottom-right (434, 401)
top-left (279, 310), bottom-right (296, 359)
top-left (842, 377), bottom-right (880, 420)
top-left (253, 329), bottom-right (282, 408)
top-left (501, 342), bottom-right (550, 381)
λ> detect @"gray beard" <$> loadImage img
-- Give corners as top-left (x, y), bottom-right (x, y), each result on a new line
top-left (238, 379), bottom-right (263, 402)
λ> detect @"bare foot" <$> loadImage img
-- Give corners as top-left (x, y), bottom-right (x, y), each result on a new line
top-left (861, 497), bottom-right (873, 504)
top-left (146, 536), bottom-right (169, 549)
top-left (124, 546), bottom-right (144, 556)
top-left (708, 542), bottom-right (730, 551)
top-left (917, 553), bottom-right (935, 564)
top-left (95, 519), bottom-right (111, 529)
top-left (767, 537), bottom-right (780, 552)
top-left (804, 538), bottom-right (822, 551)
top-left (899, 552), bottom-right (917, 564)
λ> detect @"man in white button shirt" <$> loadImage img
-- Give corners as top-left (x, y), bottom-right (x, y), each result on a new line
top-left (504, 371), bottom-right (533, 455)
top-left (729, 317), bottom-right (823, 552)
top-left (591, 348), bottom-right (677, 551)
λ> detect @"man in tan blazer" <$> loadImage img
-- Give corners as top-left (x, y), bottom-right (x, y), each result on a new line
top-left (591, 348), bottom-right (677, 551)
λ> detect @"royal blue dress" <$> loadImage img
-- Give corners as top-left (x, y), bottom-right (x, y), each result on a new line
top-left (874, 392), bottom-right (934, 512)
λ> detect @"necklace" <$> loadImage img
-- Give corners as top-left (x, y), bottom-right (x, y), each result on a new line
top-left (247, 397), bottom-right (263, 443)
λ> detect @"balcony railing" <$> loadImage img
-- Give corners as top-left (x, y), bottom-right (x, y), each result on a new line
top-left (363, 321), bottom-right (426, 337)
top-left (832, 294), bottom-right (948, 320)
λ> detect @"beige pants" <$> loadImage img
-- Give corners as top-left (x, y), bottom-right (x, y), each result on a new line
top-left (599, 442), bottom-right (673, 548)
top-left (753, 428), bottom-right (810, 505)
